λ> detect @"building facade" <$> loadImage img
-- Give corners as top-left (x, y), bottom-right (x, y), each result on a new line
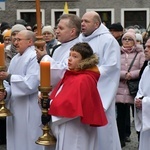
top-left (0, 0), bottom-right (150, 30)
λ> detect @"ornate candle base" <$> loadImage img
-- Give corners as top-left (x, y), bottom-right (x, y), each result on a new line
top-left (35, 86), bottom-right (56, 146)
top-left (0, 66), bottom-right (12, 117)
top-left (0, 100), bottom-right (12, 117)
top-left (36, 124), bottom-right (56, 146)
top-left (34, 35), bottom-right (45, 51)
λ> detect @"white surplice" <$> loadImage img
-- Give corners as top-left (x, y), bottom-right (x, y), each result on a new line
top-left (79, 23), bottom-right (121, 150)
top-left (4, 46), bottom-right (43, 150)
top-left (51, 117), bottom-right (99, 150)
top-left (134, 64), bottom-right (150, 150)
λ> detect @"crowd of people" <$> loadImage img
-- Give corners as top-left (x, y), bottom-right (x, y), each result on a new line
top-left (0, 11), bottom-right (150, 150)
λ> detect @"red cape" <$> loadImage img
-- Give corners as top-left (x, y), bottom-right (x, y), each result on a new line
top-left (49, 69), bottom-right (107, 127)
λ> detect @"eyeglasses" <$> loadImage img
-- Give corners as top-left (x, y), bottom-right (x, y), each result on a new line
top-left (122, 38), bottom-right (134, 42)
top-left (14, 38), bottom-right (29, 42)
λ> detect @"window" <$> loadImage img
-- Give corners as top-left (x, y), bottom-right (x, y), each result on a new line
top-left (86, 9), bottom-right (115, 28)
top-left (18, 0), bottom-right (76, 1)
top-left (51, 9), bottom-right (79, 27)
top-left (121, 8), bottom-right (149, 29)
top-left (0, 1), bottom-right (5, 10)
top-left (17, 9), bottom-right (45, 27)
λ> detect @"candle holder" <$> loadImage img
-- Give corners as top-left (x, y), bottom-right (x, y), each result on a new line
top-left (35, 86), bottom-right (56, 146)
top-left (0, 66), bottom-right (12, 117)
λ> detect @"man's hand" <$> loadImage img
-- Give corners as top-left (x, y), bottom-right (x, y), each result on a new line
top-left (35, 45), bottom-right (47, 61)
top-left (0, 71), bottom-right (9, 80)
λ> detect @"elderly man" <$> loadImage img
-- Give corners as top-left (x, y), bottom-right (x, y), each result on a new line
top-left (0, 30), bottom-right (43, 150)
top-left (79, 11), bottom-right (121, 150)
top-left (134, 38), bottom-right (150, 150)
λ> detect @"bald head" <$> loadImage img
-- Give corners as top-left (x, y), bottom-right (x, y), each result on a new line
top-left (81, 11), bottom-right (101, 36)
top-left (83, 11), bottom-right (101, 24)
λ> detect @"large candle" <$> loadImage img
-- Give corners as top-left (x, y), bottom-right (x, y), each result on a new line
top-left (40, 61), bottom-right (50, 87)
top-left (0, 43), bottom-right (5, 66)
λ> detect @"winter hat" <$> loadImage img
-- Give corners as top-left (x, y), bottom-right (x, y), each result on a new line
top-left (109, 23), bottom-right (123, 31)
top-left (14, 19), bottom-right (27, 26)
top-left (134, 28), bottom-right (141, 34)
top-left (122, 31), bottom-right (136, 44)
top-left (3, 29), bottom-right (11, 38)
top-left (32, 24), bottom-right (37, 32)
top-left (42, 25), bottom-right (55, 36)
top-left (11, 24), bottom-right (26, 35)
top-left (127, 28), bottom-right (136, 34)
top-left (136, 33), bottom-right (143, 43)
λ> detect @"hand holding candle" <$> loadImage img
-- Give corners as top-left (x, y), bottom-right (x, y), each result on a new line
top-left (0, 43), bottom-right (5, 66)
top-left (40, 61), bottom-right (50, 87)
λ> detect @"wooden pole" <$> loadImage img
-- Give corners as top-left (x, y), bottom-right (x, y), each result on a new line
top-left (35, 0), bottom-right (42, 36)
top-left (35, 0), bottom-right (45, 51)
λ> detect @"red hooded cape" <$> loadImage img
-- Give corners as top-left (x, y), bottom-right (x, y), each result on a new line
top-left (49, 69), bottom-right (107, 127)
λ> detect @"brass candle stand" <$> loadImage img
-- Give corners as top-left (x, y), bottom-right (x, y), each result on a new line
top-left (0, 66), bottom-right (12, 117)
top-left (36, 86), bottom-right (56, 146)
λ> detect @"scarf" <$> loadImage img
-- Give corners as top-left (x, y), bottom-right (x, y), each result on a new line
top-left (121, 45), bottom-right (136, 54)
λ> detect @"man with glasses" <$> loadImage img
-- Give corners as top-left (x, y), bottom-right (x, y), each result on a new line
top-left (0, 24), bottom-right (26, 146)
top-left (0, 30), bottom-right (43, 150)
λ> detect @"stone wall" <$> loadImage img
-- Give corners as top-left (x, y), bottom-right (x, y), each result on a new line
top-left (0, 0), bottom-right (149, 27)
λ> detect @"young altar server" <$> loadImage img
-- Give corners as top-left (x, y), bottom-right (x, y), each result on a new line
top-left (48, 42), bottom-right (108, 150)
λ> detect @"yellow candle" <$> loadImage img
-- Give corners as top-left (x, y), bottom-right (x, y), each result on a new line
top-left (40, 61), bottom-right (50, 87)
top-left (0, 43), bottom-right (5, 66)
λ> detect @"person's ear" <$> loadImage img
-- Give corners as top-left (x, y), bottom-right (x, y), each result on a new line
top-left (71, 28), bottom-right (76, 35)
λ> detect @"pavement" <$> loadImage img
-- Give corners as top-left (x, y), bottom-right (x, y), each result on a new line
top-left (122, 120), bottom-right (139, 150)
top-left (0, 120), bottom-right (139, 150)
top-left (0, 144), bottom-right (6, 150)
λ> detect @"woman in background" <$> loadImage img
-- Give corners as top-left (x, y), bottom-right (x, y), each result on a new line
top-left (116, 30), bottom-right (145, 147)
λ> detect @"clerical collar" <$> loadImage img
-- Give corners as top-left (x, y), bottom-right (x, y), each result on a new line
top-left (62, 37), bottom-right (78, 44)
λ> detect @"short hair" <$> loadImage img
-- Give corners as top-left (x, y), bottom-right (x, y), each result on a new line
top-left (58, 14), bottom-right (81, 36)
top-left (70, 42), bottom-right (93, 59)
top-left (22, 30), bottom-right (36, 42)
